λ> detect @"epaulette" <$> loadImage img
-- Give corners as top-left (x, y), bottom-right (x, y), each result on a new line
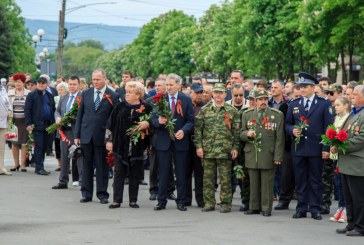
top-left (291, 97), bottom-right (301, 102)
top-left (317, 96), bottom-right (328, 100)
top-left (243, 108), bottom-right (254, 114)
top-left (270, 108), bottom-right (283, 114)
top-left (201, 101), bottom-right (211, 109)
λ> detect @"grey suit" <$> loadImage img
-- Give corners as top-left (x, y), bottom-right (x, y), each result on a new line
top-left (338, 108), bottom-right (364, 233)
top-left (55, 91), bottom-right (82, 185)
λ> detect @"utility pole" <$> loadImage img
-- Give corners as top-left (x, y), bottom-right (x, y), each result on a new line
top-left (57, 0), bottom-right (66, 76)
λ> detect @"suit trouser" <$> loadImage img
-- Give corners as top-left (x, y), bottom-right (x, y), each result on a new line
top-left (149, 147), bottom-right (175, 195)
top-left (33, 129), bottom-right (50, 172)
top-left (59, 129), bottom-right (82, 185)
top-left (292, 156), bottom-right (323, 214)
top-left (113, 156), bottom-right (142, 203)
top-left (321, 158), bottom-right (334, 210)
top-left (278, 150), bottom-right (295, 205)
top-left (185, 144), bottom-right (204, 206)
top-left (203, 158), bottom-right (232, 208)
top-left (248, 168), bottom-right (275, 212)
top-left (342, 173), bottom-right (364, 234)
top-left (81, 142), bottom-right (109, 200)
top-left (157, 144), bottom-right (186, 205)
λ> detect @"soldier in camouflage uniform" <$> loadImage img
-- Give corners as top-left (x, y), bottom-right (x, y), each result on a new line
top-left (240, 90), bottom-right (285, 217)
top-left (194, 83), bottom-right (240, 213)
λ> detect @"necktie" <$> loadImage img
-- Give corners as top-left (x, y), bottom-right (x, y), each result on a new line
top-left (258, 110), bottom-right (264, 123)
top-left (171, 96), bottom-right (176, 115)
top-left (66, 95), bottom-right (74, 112)
top-left (95, 91), bottom-right (101, 111)
top-left (305, 99), bottom-right (310, 112)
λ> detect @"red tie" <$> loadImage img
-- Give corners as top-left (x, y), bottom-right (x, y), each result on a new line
top-left (171, 96), bottom-right (176, 115)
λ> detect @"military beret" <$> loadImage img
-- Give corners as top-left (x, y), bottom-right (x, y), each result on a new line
top-left (254, 89), bottom-right (269, 99)
top-left (212, 83), bottom-right (226, 92)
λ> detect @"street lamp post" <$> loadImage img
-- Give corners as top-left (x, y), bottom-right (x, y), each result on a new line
top-left (32, 28), bottom-right (45, 47)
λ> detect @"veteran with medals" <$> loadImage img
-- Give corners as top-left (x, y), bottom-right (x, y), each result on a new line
top-left (240, 90), bottom-right (285, 217)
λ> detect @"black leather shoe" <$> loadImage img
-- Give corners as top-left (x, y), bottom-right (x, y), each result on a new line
top-left (80, 198), bottom-right (92, 203)
top-left (274, 203), bottom-right (289, 210)
top-left (239, 203), bottom-right (249, 212)
top-left (201, 206), bottom-right (215, 212)
top-left (336, 227), bottom-right (349, 234)
top-left (292, 212), bottom-right (307, 219)
top-left (149, 193), bottom-right (157, 201)
top-left (244, 209), bottom-right (260, 215)
top-left (321, 208), bottom-right (330, 215)
top-left (129, 203), bottom-right (139, 208)
top-left (197, 203), bottom-right (205, 208)
top-left (185, 202), bottom-right (192, 206)
top-left (262, 211), bottom-right (272, 217)
top-left (177, 204), bottom-right (187, 211)
top-left (154, 203), bottom-right (166, 211)
top-left (167, 193), bottom-right (177, 200)
top-left (100, 198), bottom-right (109, 204)
top-left (346, 229), bottom-right (364, 236)
top-left (139, 180), bottom-right (148, 185)
top-left (109, 203), bottom-right (121, 209)
top-left (52, 183), bottom-right (68, 189)
top-left (36, 170), bottom-right (50, 175)
top-left (311, 213), bottom-right (322, 220)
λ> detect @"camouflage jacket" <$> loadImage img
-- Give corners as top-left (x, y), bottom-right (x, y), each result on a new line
top-left (193, 102), bottom-right (240, 159)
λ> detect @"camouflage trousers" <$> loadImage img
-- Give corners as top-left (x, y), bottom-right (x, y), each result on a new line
top-left (202, 158), bottom-right (232, 208)
top-left (321, 158), bottom-right (334, 210)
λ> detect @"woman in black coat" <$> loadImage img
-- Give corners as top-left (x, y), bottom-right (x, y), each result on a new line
top-left (106, 81), bottom-right (152, 209)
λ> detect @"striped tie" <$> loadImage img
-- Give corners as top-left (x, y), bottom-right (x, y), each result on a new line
top-left (95, 91), bottom-right (101, 111)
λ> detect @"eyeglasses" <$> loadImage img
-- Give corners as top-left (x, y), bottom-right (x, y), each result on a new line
top-left (195, 91), bottom-right (204, 94)
top-left (233, 94), bottom-right (244, 97)
top-left (325, 91), bottom-right (334, 96)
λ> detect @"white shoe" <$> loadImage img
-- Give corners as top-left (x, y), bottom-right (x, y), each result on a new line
top-left (329, 208), bottom-right (343, 222)
top-left (72, 181), bottom-right (79, 187)
top-left (338, 209), bottom-right (347, 223)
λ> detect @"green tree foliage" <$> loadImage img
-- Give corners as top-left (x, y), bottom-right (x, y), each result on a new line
top-left (0, 0), bottom-right (35, 76)
top-left (62, 41), bottom-right (104, 80)
top-left (95, 49), bottom-right (125, 82)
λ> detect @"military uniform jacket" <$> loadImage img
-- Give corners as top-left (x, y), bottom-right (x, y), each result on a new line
top-left (240, 108), bottom-right (285, 169)
top-left (338, 108), bottom-right (364, 177)
top-left (193, 102), bottom-right (240, 159)
top-left (285, 95), bottom-right (334, 157)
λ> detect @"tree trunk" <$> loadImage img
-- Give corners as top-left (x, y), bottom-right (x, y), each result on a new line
top-left (341, 47), bottom-right (347, 84)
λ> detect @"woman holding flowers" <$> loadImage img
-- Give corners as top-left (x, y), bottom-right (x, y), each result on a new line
top-left (106, 81), bottom-right (152, 209)
top-left (329, 97), bottom-right (351, 223)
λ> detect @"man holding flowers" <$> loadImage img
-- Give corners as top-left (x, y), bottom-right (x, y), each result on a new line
top-left (285, 72), bottom-right (333, 220)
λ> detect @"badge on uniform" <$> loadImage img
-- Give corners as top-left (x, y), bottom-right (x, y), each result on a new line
top-left (293, 107), bottom-right (299, 114)
top-left (355, 126), bottom-right (360, 135)
top-left (329, 107), bottom-right (333, 115)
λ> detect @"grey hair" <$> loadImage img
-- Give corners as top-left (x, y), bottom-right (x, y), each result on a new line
top-left (166, 73), bottom-right (182, 84)
top-left (231, 83), bottom-right (244, 91)
top-left (56, 81), bottom-right (69, 92)
top-left (244, 79), bottom-right (254, 86)
top-left (272, 79), bottom-right (284, 87)
top-left (155, 78), bottom-right (166, 84)
top-left (356, 85), bottom-right (364, 96)
top-left (347, 81), bottom-right (358, 89)
top-left (93, 69), bottom-right (107, 78)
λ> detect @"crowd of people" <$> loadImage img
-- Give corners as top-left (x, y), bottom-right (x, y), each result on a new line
top-left (0, 69), bottom-right (364, 237)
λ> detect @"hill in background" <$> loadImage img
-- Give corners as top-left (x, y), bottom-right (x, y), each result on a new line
top-left (25, 19), bottom-right (140, 53)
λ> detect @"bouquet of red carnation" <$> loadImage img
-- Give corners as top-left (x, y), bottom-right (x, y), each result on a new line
top-left (106, 151), bottom-right (115, 167)
top-left (153, 93), bottom-right (176, 140)
top-left (247, 119), bottom-right (262, 162)
top-left (294, 115), bottom-right (310, 151)
top-left (321, 125), bottom-right (349, 154)
top-left (46, 96), bottom-right (81, 134)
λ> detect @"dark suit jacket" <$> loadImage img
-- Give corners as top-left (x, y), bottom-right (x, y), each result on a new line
top-left (54, 91), bottom-right (82, 129)
top-left (285, 94), bottom-right (334, 157)
top-left (24, 89), bottom-right (55, 131)
top-left (74, 87), bottom-right (119, 146)
top-left (151, 92), bottom-right (194, 151)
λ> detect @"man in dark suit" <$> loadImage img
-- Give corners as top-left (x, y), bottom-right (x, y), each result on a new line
top-left (335, 85), bottom-right (364, 236)
top-left (52, 76), bottom-right (82, 189)
top-left (24, 77), bottom-right (56, 175)
top-left (74, 69), bottom-right (119, 204)
top-left (285, 72), bottom-right (334, 220)
top-left (151, 73), bottom-right (194, 211)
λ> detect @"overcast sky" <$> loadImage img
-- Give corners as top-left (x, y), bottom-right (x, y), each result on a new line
top-left (16, 0), bottom-right (224, 27)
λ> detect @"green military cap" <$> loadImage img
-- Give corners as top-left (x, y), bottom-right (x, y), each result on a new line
top-left (254, 89), bottom-right (269, 99)
top-left (212, 83), bottom-right (226, 92)
top-left (248, 89), bottom-right (256, 99)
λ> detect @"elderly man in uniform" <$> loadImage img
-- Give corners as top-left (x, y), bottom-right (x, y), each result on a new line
top-left (334, 85), bottom-right (364, 236)
top-left (194, 83), bottom-right (240, 213)
top-left (240, 90), bottom-right (285, 216)
top-left (285, 72), bottom-right (334, 220)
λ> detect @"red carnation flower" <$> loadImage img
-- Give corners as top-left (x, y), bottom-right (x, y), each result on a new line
top-left (326, 128), bottom-right (337, 140)
top-left (305, 119), bottom-right (309, 124)
top-left (300, 116), bottom-right (306, 120)
top-left (251, 120), bottom-right (257, 124)
top-left (153, 93), bottom-right (164, 103)
top-left (336, 130), bottom-right (348, 142)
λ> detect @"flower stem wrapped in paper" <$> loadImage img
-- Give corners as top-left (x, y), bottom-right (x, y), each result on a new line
top-left (152, 93), bottom-right (176, 140)
top-left (5, 115), bottom-right (18, 141)
top-left (46, 96), bottom-right (81, 134)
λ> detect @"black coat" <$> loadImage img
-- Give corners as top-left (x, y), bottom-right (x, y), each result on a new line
top-left (106, 100), bottom-right (152, 164)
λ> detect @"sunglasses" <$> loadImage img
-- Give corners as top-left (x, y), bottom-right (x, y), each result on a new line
top-left (233, 94), bottom-right (244, 97)
top-left (325, 91), bottom-right (334, 96)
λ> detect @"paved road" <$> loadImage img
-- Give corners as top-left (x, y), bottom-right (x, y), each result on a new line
top-left (0, 148), bottom-right (359, 245)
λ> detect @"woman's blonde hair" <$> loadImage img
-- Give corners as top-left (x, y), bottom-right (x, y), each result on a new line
top-left (126, 81), bottom-right (145, 99)
top-left (335, 96), bottom-right (351, 113)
